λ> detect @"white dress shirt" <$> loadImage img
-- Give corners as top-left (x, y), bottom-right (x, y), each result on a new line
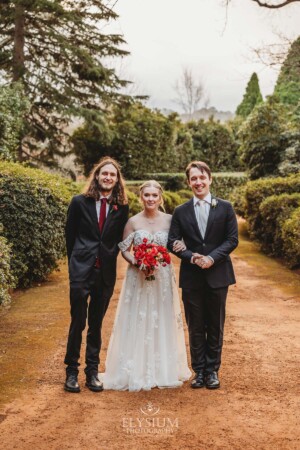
top-left (191, 192), bottom-right (214, 265)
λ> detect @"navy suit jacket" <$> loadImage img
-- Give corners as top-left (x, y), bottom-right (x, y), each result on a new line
top-left (65, 194), bottom-right (129, 285)
top-left (168, 197), bottom-right (238, 289)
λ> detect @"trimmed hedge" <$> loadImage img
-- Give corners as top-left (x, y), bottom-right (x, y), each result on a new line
top-left (0, 161), bottom-right (79, 288)
top-left (242, 173), bottom-right (300, 238)
top-left (282, 207), bottom-right (300, 268)
top-left (258, 193), bottom-right (300, 257)
top-left (144, 172), bottom-right (247, 199)
top-left (0, 225), bottom-right (15, 305)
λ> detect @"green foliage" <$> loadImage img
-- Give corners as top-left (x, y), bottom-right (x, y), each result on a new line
top-left (0, 225), bottom-right (15, 305)
top-left (282, 207), bottom-right (300, 268)
top-left (244, 173), bottom-right (300, 236)
top-left (127, 190), bottom-right (141, 217)
top-left (278, 130), bottom-right (300, 176)
top-left (236, 72), bottom-right (263, 118)
top-left (239, 97), bottom-right (287, 179)
top-left (0, 161), bottom-right (79, 288)
top-left (186, 118), bottom-right (242, 171)
top-left (144, 172), bottom-right (247, 199)
top-left (72, 103), bottom-right (194, 179)
top-left (163, 192), bottom-right (182, 214)
top-left (258, 193), bottom-right (300, 257)
top-left (274, 36), bottom-right (300, 107)
top-left (0, 1), bottom-right (128, 164)
top-left (0, 83), bottom-right (29, 161)
top-left (233, 174), bottom-right (300, 267)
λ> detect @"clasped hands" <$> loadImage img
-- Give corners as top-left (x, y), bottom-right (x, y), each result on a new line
top-left (192, 253), bottom-right (213, 269)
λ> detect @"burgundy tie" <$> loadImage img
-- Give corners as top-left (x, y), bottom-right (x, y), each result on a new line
top-left (98, 197), bottom-right (107, 233)
top-left (95, 198), bottom-right (107, 268)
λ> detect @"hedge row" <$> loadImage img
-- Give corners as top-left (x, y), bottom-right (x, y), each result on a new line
top-left (233, 173), bottom-right (300, 268)
top-left (0, 225), bottom-right (15, 305)
top-left (131, 172), bottom-right (248, 199)
top-left (0, 161), bottom-right (79, 290)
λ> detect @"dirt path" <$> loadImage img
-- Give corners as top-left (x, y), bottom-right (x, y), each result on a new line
top-left (0, 225), bottom-right (299, 450)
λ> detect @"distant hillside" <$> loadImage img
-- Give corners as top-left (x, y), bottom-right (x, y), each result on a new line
top-left (160, 107), bottom-right (234, 123)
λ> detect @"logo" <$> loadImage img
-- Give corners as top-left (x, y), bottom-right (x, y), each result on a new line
top-left (122, 402), bottom-right (179, 436)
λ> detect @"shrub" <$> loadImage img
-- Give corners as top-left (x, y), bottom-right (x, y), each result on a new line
top-left (282, 207), bottom-right (300, 268)
top-left (0, 161), bottom-right (79, 288)
top-left (0, 225), bottom-right (15, 305)
top-left (243, 173), bottom-right (300, 239)
top-left (127, 190), bottom-right (141, 217)
top-left (145, 172), bottom-right (247, 198)
top-left (258, 193), bottom-right (300, 256)
top-left (163, 192), bottom-right (182, 214)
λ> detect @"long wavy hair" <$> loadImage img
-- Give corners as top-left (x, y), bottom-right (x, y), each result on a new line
top-left (83, 157), bottom-right (128, 205)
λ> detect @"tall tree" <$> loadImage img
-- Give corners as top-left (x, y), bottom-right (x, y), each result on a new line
top-left (236, 72), bottom-right (263, 118)
top-left (0, 1), bottom-right (128, 165)
top-left (174, 68), bottom-right (207, 119)
top-left (274, 36), bottom-right (300, 107)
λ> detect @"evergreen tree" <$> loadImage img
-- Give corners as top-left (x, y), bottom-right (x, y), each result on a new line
top-left (274, 36), bottom-right (300, 107)
top-left (236, 73), bottom-right (263, 118)
top-left (0, 1), bottom-right (128, 165)
top-left (239, 97), bottom-right (287, 179)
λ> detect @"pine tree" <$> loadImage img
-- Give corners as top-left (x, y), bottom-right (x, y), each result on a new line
top-left (274, 36), bottom-right (300, 107)
top-left (0, 1), bottom-right (128, 165)
top-left (236, 73), bottom-right (263, 118)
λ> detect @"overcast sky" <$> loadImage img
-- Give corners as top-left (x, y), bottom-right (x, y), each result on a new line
top-left (108, 0), bottom-right (300, 113)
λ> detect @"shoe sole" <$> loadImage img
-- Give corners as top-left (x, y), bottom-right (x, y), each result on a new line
top-left (191, 383), bottom-right (205, 389)
top-left (64, 385), bottom-right (80, 393)
top-left (85, 383), bottom-right (104, 392)
top-left (205, 384), bottom-right (220, 390)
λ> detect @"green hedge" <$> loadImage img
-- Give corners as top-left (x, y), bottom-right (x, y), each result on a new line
top-left (258, 193), bottom-right (300, 257)
top-left (144, 172), bottom-right (247, 199)
top-left (0, 225), bottom-right (15, 305)
top-left (282, 207), bottom-right (300, 268)
top-left (0, 161), bottom-right (79, 288)
top-left (242, 173), bottom-right (300, 238)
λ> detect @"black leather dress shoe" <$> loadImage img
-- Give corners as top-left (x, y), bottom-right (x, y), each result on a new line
top-left (85, 375), bottom-right (103, 392)
top-left (191, 371), bottom-right (205, 389)
top-left (64, 374), bottom-right (80, 393)
top-left (205, 371), bottom-right (220, 389)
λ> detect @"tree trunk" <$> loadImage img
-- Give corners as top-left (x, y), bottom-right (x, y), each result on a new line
top-left (12, 4), bottom-right (25, 82)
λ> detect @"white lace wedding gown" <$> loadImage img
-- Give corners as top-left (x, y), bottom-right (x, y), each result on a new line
top-left (102, 230), bottom-right (191, 391)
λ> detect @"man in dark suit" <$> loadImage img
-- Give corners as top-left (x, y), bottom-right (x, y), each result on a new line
top-left (168, 161), bottom-right (238, 389)
top-left (64, 157), bottom-right (129, 393)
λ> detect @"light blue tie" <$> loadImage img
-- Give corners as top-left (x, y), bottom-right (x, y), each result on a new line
top-left (197, 200), bottom-right (208, 238)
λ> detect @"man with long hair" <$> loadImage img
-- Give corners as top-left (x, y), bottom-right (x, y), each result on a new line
top-left (64, 157), bottom-right (129, 393)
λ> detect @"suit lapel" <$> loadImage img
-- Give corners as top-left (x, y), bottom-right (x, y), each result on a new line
top-left (187, 198), bottom-right (203, 241)
top-left (101, 203), bottom-right (114, 237)
top-left (204, 196), bottom-right (217, 239)
top-left (86, 198), bottom-right (101, 238)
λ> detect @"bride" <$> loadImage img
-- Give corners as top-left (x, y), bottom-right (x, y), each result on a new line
top-left (102, 180), bottom-right (191, 391)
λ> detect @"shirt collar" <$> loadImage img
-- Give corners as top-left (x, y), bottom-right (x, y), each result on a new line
top-left (97, 195), bottom-right (111, 203)
top-left (193, 192), bottom-right (212, 206)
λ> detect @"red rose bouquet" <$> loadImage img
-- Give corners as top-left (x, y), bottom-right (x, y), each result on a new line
top-left (133, 238), bottom-right (171, 281)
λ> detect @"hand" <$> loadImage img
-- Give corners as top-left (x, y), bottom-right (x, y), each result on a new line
top-left (173, 240), bottom-right (186, 253)
top-left (194, 254), bottom-right (213, 269)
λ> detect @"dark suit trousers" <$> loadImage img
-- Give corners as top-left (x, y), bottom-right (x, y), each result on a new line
top-left (64, 267), bottom-right (114, 377)
top-left (182, 282), bottom-right (228, 374)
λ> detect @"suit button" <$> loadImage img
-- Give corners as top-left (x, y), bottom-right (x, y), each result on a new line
top-left (203, 243), bottom-right (206, 247)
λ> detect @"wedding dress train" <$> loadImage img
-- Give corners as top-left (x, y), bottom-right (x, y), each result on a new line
top-left (102, 230), bottom-right (191, 391)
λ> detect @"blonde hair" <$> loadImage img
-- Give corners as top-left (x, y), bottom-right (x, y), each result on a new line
top-left (139, 180), bottom-right (165, 211)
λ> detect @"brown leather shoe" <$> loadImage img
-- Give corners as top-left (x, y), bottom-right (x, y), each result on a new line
top-left (85, 375), bottom-right (103, 392)
top-left (64, 374), bottom-right (80, 393)
top-left (205, 371), bottom-right (220, 389)
top-left (191, 371), bottom-right (205, 389)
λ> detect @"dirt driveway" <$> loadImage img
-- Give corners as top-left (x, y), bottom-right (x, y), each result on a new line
top-left (0, 226), bottom-right (299, 449)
